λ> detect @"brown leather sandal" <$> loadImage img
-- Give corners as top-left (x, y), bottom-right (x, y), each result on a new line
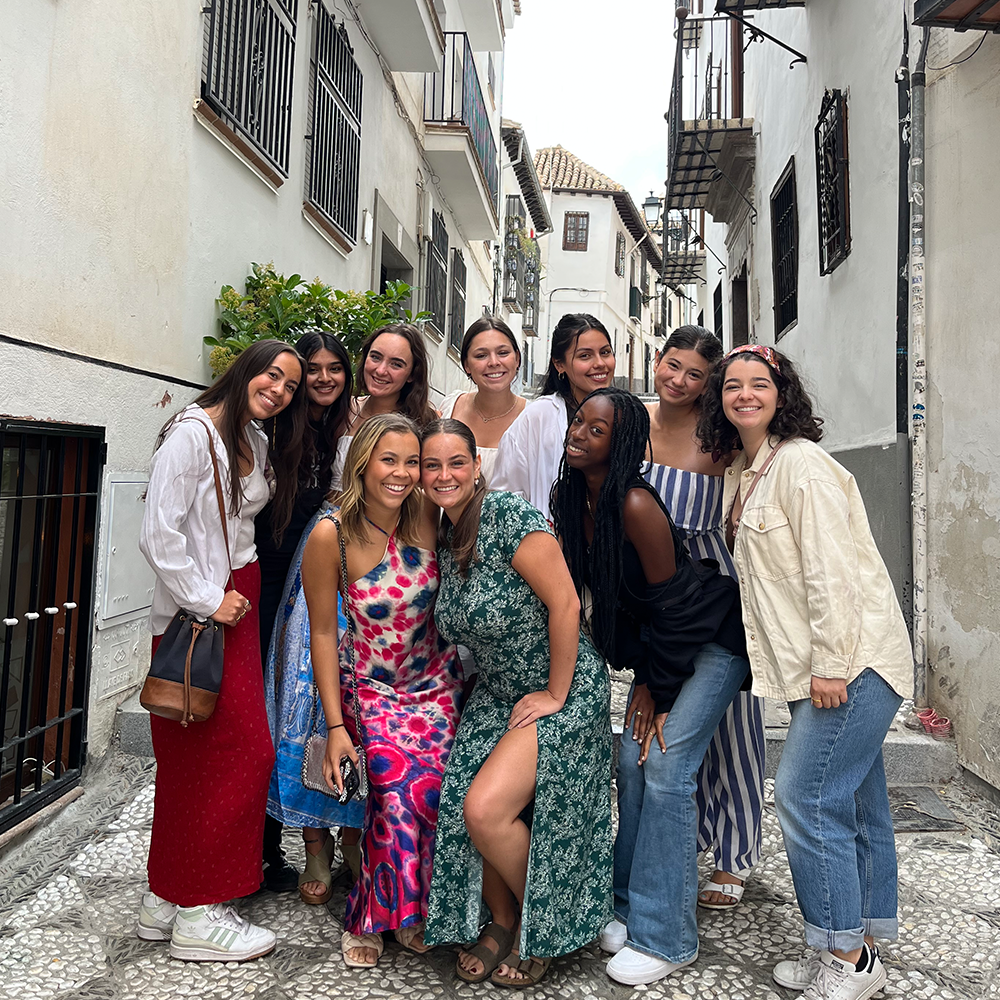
top-left (491, 955), bottom-right (552, 989)
top-left (455, 922), bottom-right (517, 983)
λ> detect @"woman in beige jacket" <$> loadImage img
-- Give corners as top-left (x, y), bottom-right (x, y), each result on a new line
top-left (698, 344), bottom-right (912, 1000)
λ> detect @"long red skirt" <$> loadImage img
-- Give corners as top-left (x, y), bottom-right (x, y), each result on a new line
top-left (147, 561), bottom-right (275, 906)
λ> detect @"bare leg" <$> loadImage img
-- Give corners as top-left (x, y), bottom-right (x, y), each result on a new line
top-left (463, 726), bottom-right (541, 984)
top-left (457, 861), bottom-right (520, 976)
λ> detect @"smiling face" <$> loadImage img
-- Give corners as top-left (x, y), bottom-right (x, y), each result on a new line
top-left (464, 329), bottom-right (520, 393)
top-left (565, 395), bottom-right (616, 473)
top-left (363, 333), bottom-right (414, 399)
top-left (721, 357), bottom-right (782, 442)
top-left (245, 351), bottom-right (302, 420)
top-left (305, 347), bottom-right (347, 412)
top-left (420, 432), bottom-right (481, 517)
top-left (654, 347), bottom-right (710, 408)
top-left (554, 329), bottom-right (615, 402)
top-left (362, 430), bottom-right (421, 512)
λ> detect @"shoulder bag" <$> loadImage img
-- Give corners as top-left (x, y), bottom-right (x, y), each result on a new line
top-left (139, 418), bottom-right (231, 726)
top-left (300, 515), bottom-right (370, 803)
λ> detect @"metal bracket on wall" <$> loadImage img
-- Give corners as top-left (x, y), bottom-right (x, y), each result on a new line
top-left (726, 11), bottom-right (807, 69)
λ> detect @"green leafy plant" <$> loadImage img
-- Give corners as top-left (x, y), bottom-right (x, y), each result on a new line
top-left (204, 262), bottom-right (430, 376)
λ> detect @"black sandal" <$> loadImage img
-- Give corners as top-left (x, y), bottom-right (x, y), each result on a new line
top-left (456, 922), bottom-right (518, 984)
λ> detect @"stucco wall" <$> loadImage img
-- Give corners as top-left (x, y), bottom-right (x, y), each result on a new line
top-left (924, 34), bottom-right (1000, 788)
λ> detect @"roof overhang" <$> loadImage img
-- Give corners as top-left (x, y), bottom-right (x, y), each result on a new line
top-left (501, 124), bottom-right (553, 236)
top-left (715, 0), bottom-right (805, 9)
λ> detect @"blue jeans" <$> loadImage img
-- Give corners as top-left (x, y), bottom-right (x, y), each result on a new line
top-left (613, 643), bottom-right (750, 963)
top-left (774, 668), bottom-right (903, 952)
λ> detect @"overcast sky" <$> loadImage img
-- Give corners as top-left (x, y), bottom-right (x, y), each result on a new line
top-left (502, 0), bottom-right (675, 210)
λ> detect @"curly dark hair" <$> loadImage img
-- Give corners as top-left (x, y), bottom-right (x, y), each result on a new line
top-left (550, 388), bottom-right (650, 664)
top-left (696, 347), bottom-right (824, 455)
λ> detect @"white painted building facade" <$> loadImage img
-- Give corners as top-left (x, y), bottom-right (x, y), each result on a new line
top-left (531, 147), bottom-right (664, 394)
top-left (0, 0), bottom-right (529, 828)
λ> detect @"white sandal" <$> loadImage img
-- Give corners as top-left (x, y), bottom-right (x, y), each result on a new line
top-left (341, 930), bottom-right (384, 968)
top-left (697, 879), bottom-right (745, 910)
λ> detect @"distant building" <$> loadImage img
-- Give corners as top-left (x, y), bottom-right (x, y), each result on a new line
top-left (532, 146), bottom-right (664, 393)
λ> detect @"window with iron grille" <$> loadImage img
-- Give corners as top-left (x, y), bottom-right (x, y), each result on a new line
top-left (426, 211), bottom-right (449, 336)
top-left (615, 233), bottom-right (626, 277)
top-left (202, 0), bottom-right (297, 176)
top-left (563, 211), bottom-right (589, 251)
top-left (306, 5), bottom-right (362, 243)
top-left (815, 89), bottom-right (851, 276)
top-left (448, 249), bottom-right (467, 353)
top-left (0, 422), bottom-right (102, 834)
top-left (770, 159), bottom-right (798, 338)
top-left (641, 258), bottom-right (650, 297)
top-left (713, 282), bottom-right (723, 338)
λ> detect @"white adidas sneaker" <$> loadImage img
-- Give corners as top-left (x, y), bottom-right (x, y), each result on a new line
top-left (802, 946), bottom-right (887, 1000)
top-left (136, 891), bottom-right (177, 941)
top-left (169, 903), bottom-right (276, 962)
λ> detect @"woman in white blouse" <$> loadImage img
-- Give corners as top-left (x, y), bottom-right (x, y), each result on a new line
top-left (492, 313), bottom-right (615, 522)
top-left (138, 340), bottom-right (306, 963)
top-left (439, 315), bottom-right (526, 482)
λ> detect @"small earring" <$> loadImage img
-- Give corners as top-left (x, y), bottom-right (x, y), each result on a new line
top-left (475, 476), bottom-right (481, 486)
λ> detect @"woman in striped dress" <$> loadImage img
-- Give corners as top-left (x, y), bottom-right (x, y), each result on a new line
top-left (643, 326), bottom-right (765, 909)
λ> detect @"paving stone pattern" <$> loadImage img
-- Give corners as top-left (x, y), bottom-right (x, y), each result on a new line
top-left (3, 710), bottom-right (1000, 999)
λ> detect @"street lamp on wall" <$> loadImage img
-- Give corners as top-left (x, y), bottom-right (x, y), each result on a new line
top-left (642, 192), bottom-right (663, 229)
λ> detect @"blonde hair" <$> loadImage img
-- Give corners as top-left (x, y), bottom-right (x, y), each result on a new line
top-left (337, 413), bottom-right (423, 546)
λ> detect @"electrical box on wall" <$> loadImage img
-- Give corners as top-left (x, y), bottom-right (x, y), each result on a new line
top-left (99, 478), bottom-right (156, 628)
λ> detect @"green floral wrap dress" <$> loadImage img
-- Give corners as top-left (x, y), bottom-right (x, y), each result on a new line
top-left (424, 491), bottom-right (612, 958)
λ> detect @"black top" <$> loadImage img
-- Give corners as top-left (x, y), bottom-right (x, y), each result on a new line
top-left (609, 479), bottom-right (748, 714)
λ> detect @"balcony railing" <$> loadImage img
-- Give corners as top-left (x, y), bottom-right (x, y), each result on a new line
top-left (661, 210), bottom-right (708, 283)
top-left (424, 32), bottom-right (499, 207)
top-left (666, 14), bottom-right (752, 213)
top-left (503, 196), bottom-right (528, 312)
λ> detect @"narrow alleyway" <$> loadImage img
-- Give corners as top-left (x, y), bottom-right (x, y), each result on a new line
top-left (2, 693), bottom-right (999, 999)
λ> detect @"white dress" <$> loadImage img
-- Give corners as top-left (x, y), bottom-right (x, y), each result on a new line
top-left (491, 394), bottom-right (569, 523)
top-left (439, 390), bottom-right (502, 483)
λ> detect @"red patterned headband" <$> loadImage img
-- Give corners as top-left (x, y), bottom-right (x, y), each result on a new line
top-left (723, 343), bottom-right (781, 374)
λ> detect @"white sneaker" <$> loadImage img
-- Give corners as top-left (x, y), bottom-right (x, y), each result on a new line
top-left (773, 950), bottom-right (821, 990)
top-left (605, 944), bottom-right (697, 985)
top-left (169, 903), bottom-right (276, 962)
top-left (136, 892), bottom-right (177, 941)
top-left (599, 919), bottom-right (628, 954)
top-left (802, 947), bottom-right (887, 1000)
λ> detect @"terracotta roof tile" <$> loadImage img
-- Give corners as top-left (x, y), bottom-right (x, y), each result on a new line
top-left (534, 145), bottom-right (624, 193)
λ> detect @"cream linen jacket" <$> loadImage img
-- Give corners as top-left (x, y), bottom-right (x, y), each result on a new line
top-left (723, 436), bottom-right (913, 702)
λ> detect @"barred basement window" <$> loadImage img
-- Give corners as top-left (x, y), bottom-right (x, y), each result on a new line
top-left (448, 249), bottom-right (467, 353)
top-left (202, 0), bottom-right (297, 175)
top-left (306, 5), bottom-right (362, 244)
top-left (815, 89), bottom-right (851, 275)
top-left (770, 159), bottom-right (798, 338)
top-left (563, 211), bottom-right (589, 251)
top-left (426, 211), bottom-right (449, 336)
top-left (615, 233), bottom-right (626, 277)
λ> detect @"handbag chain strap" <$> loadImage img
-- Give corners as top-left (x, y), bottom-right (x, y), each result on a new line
top-left (332, 515), bottom-right (365, 745)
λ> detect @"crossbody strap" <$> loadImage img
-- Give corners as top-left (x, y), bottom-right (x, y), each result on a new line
top-left (731, 439), bottom-right (788, 535)
top-left (177, 416), bottom-right (235, 592)
top-left (332, 515), bottom-right (365, 744)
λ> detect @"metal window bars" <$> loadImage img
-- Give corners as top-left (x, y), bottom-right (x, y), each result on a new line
top-left (503, 196), bottom-right (527, 312)
top-left (815, 89), bottom-right (851, 275)
top-left (306, 7), bottom-right (362, 241)
top-left (448, 249), bottom-right (467, 353)
top-left (202, 0), bottom-right (297, 176)
top-left (0, 423), bottom-right (102, 834)
top-left (426, 211), bottom-right (449, 336)
top-left (424, 33), bottom-right (499, 208)
top-left (770, 162), bottom-right (799, 336)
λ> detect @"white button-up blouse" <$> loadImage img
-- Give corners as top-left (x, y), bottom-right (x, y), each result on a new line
top-left (723, 436), bottom-right (913, 702)
top-left (139, 406), bottom-right (270, 635)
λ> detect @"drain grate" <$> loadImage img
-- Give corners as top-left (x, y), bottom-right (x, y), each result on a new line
top-left (888, 785), bottom-right (964, 833)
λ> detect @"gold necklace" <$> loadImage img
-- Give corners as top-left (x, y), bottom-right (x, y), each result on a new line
top-left (585, 493), bottom-right (596, 517)
top-left (473, 392), bottom-right (518, 423)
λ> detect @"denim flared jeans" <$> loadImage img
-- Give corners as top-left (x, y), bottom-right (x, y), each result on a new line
top-left (613, 643), bottom-right (750, 963)
top-left (774, 668), bottom-right (903, 952)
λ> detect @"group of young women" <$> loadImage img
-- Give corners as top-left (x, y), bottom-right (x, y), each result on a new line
top-left (138, 312), bottom-right (911, 1000)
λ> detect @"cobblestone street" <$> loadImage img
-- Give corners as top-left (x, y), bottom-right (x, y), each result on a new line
top-left (3, 679), bottom-right (1000, 1000)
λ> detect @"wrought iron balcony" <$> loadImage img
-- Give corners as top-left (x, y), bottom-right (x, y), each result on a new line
top-left (424, 32), bottom-right (500, 239)
top-left (913, 0), bottom-right (1000, 30)
top-left (666, 14), bottom-right (754, 218)
top-left (660, 211), bottom-right (708, 284)
top-left (715, 0), bottom-right (805, 9)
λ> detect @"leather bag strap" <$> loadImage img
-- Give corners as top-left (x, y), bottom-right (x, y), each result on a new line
top-left (732, 439), bottom-right (789, 534)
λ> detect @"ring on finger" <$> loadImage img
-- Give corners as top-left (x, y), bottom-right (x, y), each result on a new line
top-left (812, 698), bottom-right (823, 707)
